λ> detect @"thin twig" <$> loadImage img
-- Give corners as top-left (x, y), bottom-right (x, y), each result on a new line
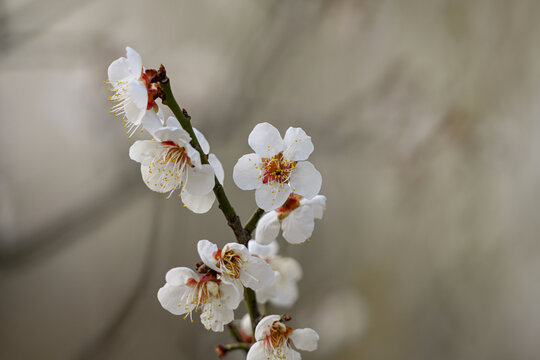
top-left (159, 74), bottom-right (259, 331)
top-left (244, 208), bottom-right (265, 238)
top-left (227, 323), bottom-right (243, 343)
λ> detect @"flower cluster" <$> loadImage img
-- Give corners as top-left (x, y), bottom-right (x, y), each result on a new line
top-left (107, 47), bottom-right (326, 359)
top-left (158, 239), bottom-right (274, 331)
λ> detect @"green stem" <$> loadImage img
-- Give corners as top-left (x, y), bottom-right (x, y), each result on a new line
top-left (244, 287), bottom-right (261, 333)
top-left (159, 75), bottom-right (260, 330)
top-left (160, 78), bottom-right (249, 245)
top-left (244, 208), bottom-right (265, 238)
top-left (261, 302), bottom-right (268, 317)
top-left (227, 323), bottom-right (243, 343)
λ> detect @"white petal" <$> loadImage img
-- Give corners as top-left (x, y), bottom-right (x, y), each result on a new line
top-left (254, 315), bottom-right (281, 341)
top-left (197, 240), bottom-right (220, 272)
top-left (129, 140), bottom-right (160, 165)
top-left (246, 341), bottom-right (267, 360)
top-left (155, 104), bottom-right (165, 124)
top-left (271, 278), bottom-right (299, 308)
top-left (248, 122), bottom-right (283, 157)
top-left (240, 255), bottom-right (275, 290)
top-left (124, 101), bottom-right (146, 126)
top-left (140, 165), bottom-right (178, 193)
top-left (289, 161), bottom-right (322, 200)
top-left (233, 153), bottom-right (262, 190)
top-left (141, 109), bottom-right (164, 138)
top-left (254, 211), bottom-right (280, 245)
top-left (283, 127), bottom-right (314, 161)
top-left (223, 242), bottom-right (250, 259)
top-left (255, 272), bottom-right (278, 304)
top-left (301, 195), bottom-right (326, 219)
top-left (184, 164), bottom-right (215, 195)
top-left (200, 298), bottom-right (234, 332)
top-left (157, 283), bottom-right (189, 315)
top-left (186, 144), bottom-right (201, 168)
top-left (126, 46), bottom-right (143, 76)
top-left (281, 206), bottom-right (315, 244)
top-left (248, 240), bottom-right (279, 257)
top-left (193, 127), bottom-right (210, 154)
top-left (208, 153), bottom-right (224, 184)
top-left (240, 313), bottom-right (253, 336)
top-left (107, 57), bottom-right (130, 83)
top-left (290, 328), bottom-right (319, 351)
top-left (165, 267), bottom-right (199, 286)
top-left (220, 281), bottom-right (243, 310)
top-left (165, 116), bottom-right (181, 129)
top-left (128, 79), bottom-right (148, 109)
top-left (181, 191), bottom-right (215, 214)
top-left (285, 348), bottom-right (302, 360)
top-left (255, 183), bottom-right (292, 211)
top-left (273, 256), bottom-right (303, 282)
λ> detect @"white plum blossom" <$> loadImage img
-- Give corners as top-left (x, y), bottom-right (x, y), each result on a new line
top-left (233, 122), bottom-right (322, 211)
top-left (256, 193), bottom-right (326, 245)
top-left (247, 315), bottom-right (319, 360)
top-left (129, 115), bottom-right (223, 213)
top-left (107, 46), bottom-right (160, 136)
top-left (157, 267), bottom-right (243, 332)
top-left (248, 240), bottom-right (302, 307)
top-left (198, 240), bottom-right (274, 291)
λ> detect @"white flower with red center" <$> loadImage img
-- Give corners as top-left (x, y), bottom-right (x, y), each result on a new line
top-left (157, 267), bottom-right (243, 332)
top-left (197, 240), bottom-right (275, 291)
top-left (255, 193), bottom-right (326, 245)
top-left (247, 315), bottom-right (319, 360)
top-left (107, 46), bottom-right (161, 136)
top-left (248, 240), bottom-right (302, 307)
top-left (233, 123), bottom-right (322, 211)
top-left (129, 115), bottom-right (223, 213)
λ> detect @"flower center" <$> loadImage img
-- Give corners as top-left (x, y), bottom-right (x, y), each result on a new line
top-left (261, 152), bottom-right (296, 184)
top-left (145, 141), bottom-right (194, 198)
top-left (187, 276), bottom-right (221, 304)
top-left (160, 140), bottom-right (194, 169)
top-left (265, 322), bottom-right (293, 351)
top-left (215, 249), bottom-right (244, 279)
top-left (180, 274), bottom-right (223, 324)
top-left (142, 69), bottom-right (159, 110)
top-left (277, 193), bottom-right (302, 219)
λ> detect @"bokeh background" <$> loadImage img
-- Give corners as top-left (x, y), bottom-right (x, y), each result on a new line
top-left (2, 0), bottom-right (540, 359)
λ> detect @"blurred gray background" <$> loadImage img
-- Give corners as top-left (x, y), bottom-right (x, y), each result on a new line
top-left (2, 0), bottom-right (540, 359)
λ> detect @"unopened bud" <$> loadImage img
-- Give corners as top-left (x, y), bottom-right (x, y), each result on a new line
top-left (215, 345), bottom-right (227, 358)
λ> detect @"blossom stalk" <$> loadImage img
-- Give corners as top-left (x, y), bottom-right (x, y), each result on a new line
top-left (157, 71), bottom-right (260, 330)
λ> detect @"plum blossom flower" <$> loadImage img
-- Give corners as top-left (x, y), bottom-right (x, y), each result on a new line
top-left (255, 194), bottom-right (326, 245)
top-left (247, 315), bottom-right (319, 360)
top-left (129, 115), bottom-right (223, 213)
top-left (107, 46), bottom-right (160, 136)
top-left (198, 240), bottom-right (274, 291)
top-left (248, 240), bottom-right (302, 307)
top-left (157, 267), bottom-right (243, 332)
top-left (233, 123), bottom-right (322, 211)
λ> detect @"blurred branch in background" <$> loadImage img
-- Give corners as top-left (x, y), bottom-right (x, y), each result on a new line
top-left (0, 177), bottom-right (141, 270)
top-left (77, 198), bottom-right (161, 360)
